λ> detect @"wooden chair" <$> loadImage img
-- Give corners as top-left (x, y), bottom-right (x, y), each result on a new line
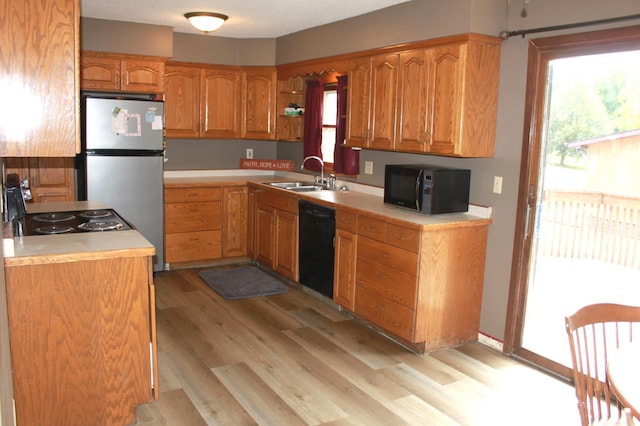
top-left (565, 303), bottom-right (640, 426)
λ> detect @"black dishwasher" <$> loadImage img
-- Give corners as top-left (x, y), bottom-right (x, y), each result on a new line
top-left (298, 200), bottom-right (336, 298)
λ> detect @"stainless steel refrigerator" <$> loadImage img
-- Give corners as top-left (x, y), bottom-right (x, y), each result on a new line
top-left (78, 95), bottom-right (165, 272)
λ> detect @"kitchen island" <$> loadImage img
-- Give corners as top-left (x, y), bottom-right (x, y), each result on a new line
top-left (3, 201), bottom-right (158, 426)
top-left (165, 171), bottom-right (491, 353)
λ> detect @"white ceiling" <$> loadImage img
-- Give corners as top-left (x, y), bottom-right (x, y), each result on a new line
top-left (80, 0), bottom-right (411, 39)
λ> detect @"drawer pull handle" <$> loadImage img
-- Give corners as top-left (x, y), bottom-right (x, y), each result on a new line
top-left (375, 304), bottom-right (384, 311)
top-left (378, 252), bottom-right (389, 258)
top-left (394, 234), bottom-right (408, 241)
top-left (365, 225), bottom-right (377, 232)
top-left (376, 272), bottom-right (387, 280)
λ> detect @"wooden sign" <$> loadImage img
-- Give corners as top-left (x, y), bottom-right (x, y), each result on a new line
top-left (240, 159), bottom-right (294, 171)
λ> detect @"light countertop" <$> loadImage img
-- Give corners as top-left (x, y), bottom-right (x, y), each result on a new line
top-left (164, 169), bottom-right (492, 229)
top-left (4, 201), bottom-right (155, 267)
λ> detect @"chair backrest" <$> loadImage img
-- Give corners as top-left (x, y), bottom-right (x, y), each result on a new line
top-left (565, 303), bottom-right (640, 426)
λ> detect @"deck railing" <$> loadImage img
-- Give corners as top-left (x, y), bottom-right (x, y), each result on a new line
top-left (537, 190), bottom-right (640, 269)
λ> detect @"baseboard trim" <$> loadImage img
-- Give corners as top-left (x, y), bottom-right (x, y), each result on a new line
top-left (478, 332), bottom-right (504, 352)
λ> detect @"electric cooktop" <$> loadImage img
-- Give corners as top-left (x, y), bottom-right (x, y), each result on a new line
top-left (21, 209), bottom-right (134, 236)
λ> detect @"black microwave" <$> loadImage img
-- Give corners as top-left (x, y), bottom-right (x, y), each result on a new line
top-left (383, 164), bottom-right (471, 215)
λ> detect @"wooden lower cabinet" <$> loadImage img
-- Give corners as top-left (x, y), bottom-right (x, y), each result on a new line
top-left (333, 209), bottom-right (358, 310)
top-left (254, 189), bottom-right (298, 281)
top-left (164, 183), bottom-right (250, 266)
top-left (335, 211), bottom-right (489, 352)
top-left (222, 186), bottom-right (249, 257)
top-left (164, 186), bottom-right (222, 263)
top-left (5, 255), bottom-right (157, 426)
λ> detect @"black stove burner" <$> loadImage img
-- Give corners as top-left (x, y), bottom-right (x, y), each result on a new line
top-left (21, 209), bottom-right (133, 236)
top-left (35, 225), bottom-right (75, 235)
top-left (77, 220), bottom-right (122, 232)
top-left (79, 210), bottom-right (111, 219)
top-left (33, 212), bottom-right (76, 223)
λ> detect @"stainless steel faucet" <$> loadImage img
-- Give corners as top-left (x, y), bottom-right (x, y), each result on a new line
top-left (301, 156), bottom-right (324, 186)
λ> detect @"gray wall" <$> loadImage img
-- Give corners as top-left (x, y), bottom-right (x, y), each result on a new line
top-left (80, 0), bottom-right (640, 342)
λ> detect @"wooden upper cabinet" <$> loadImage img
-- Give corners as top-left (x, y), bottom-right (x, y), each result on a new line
top-left (346, 53), bottom-right (398, 150)
top-left (241, 68), bottom-right (277, 140)
top-left (121, 59), bottom-right (165, 93)
top-left (428, 40), bottom-right (500, 157)
top-left (4, 158), bottom-right (75, 203)
top-left (164, 65), bottom-right (201, 138)
top-left (80, 56), bottom-right (121, 91)
top-left (369, 53), bottom-right (399, 150)
top-left (276, 76), bottom-right (306, 142)
top-left (346, 57), bottom-right (372, 148)
top-left (343, 34), bottom-right (500, 157)
top-left (428, 43), bottom-right (464, 156)
top-left (80, 51), bottom-right (166, 94)
top-left (203, 67), bottom-right (241, 139)
top-left (1, 0), bottom-right (79, 157)
top-left (395, 49), bottom-right (430, 153)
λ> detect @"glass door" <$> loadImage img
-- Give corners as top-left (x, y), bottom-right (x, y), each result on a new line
top-left (506, 26), bottom-right (640, 376)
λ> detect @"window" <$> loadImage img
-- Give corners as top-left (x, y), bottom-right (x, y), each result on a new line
top-left (321, 86), bottom-right (337, 165)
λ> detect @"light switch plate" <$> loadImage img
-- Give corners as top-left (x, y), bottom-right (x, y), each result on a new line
top-left (493, 176), bottom-right (503, 194)
top-left (246, 148), bottom-right (254, 159)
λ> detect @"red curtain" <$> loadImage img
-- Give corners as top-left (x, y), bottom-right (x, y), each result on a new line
top-left (302, 79), bottom-right (324, 172)
top-left (333, 75), bottom-right (359, 174)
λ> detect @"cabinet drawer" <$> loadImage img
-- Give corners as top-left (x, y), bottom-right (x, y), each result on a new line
top-left (165, 230), bottom-right (222, 262)
top-left (336, 209), bottom-right (357, 233)
top-left (165, 186), bottom-right (221, 203)
top-left (165, 201), bottom-right (221, 233)
top-left (386, 223), bottom-right (420, 252)
top-left (356, 257), bottom-right (417, 309)
top-left (358, 216), bottom-right (386, 242)
top-left (355, 285), bottom-right (415, 342)
top-left (257, 191), bottom-right (298, 214)
top-left (357, 237), bottom-right (418, 274)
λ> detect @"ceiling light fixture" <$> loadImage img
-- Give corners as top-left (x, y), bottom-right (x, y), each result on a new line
top-left (184, 12), bottom-right (228, 33)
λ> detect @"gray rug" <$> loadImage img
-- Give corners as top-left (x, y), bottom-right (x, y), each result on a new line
top-left (198, 265), bottom-right (288, 300)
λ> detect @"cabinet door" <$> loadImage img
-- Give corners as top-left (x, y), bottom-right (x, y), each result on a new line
top-left (369, 53), bottom-right (398, 150)
top-left (345, 57), bottom-right (371, 148)
top-left (222, 186), bottom-right (248, 257)
top-left (255, 205), bottom-right (276, 267)
top-left (241, 68), bottom-right (277, 140)
top-left (121, 60), bottom-right (165, 93)
top-left (6, 256), bottom-right (153, 425)
top-left (202, 67), bottom-right (241, 138)
top-left (4, 158), bottom-right (75, 203)
top-left (395, 49), bottom-right (430, 153)
top-left (1, 0), bottom-right (79, 157)
top-left (80, 56), bottom-right (121, 91)
top-left (274, 210), bottom-right (298, 281)
top-left (28, 158), bottom-right (76, 203)
top-left (164, 65), bottom-right (201, 138)
top-left (3, 158), bottom-right (28, 184)
top-left (247, 188), bottom-right (258, 259)
top-left (427, 43), bottom-right (464, 156)
top-left (334, 229), bottom-right (357, 311)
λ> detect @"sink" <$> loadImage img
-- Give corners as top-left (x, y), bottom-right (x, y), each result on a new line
top-left (267, 181), bottom-right (325, 192)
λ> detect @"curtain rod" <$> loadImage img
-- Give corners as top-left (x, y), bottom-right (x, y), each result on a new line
top-left (499, 13), bottom-right (640, 40)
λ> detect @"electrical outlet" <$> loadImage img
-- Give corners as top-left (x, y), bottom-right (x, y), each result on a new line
top-left (246, 148), bottom-right (253, 159)
top-left (364, 161), bottom-right (374, 175)
top-left (493, 176), bottom-right (503, 194)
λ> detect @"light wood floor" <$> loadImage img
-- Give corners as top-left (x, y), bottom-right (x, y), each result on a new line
top-left (135, 265), bottom-right (581, 425)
